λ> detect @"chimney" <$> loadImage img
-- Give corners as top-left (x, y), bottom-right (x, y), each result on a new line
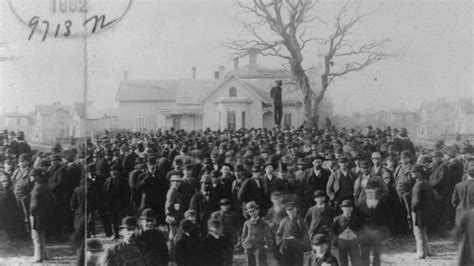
top-left (218, 66), bottom-right (226, 79)
top-left (123, 71), bottom-right (129, 80)
top-left (233, 57), bottom-right (239, 70)
top-left (249, 49), bottom-right (257, 72)
top-left (192, 66), bottom-right (197, 79)
top-left (214, 71), bottom-right (220, 79)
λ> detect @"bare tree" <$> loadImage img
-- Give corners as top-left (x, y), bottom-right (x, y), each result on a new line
top-left (225, 0), bottom-right (397, 128)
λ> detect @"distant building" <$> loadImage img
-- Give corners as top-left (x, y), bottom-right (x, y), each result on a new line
top-left (418, 99), bottom-right (456, 139)
top-left (455, 98), bottom-right (474, 134)
top-left (116, 52), bottom-right (304, 131)
top-left (31, 103), bottom-right (72, 144)
top-left (3, 112), bottom-right (29, 134)
top-left (71, 102), bottom-right (119, 137)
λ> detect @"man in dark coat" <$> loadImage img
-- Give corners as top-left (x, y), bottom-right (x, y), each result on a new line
top-left (29, 168), bottom-right (53, 263)
top-left (175, 219), bottom-right (200, 266)
top-left (201, 219), bottom-right (227, 266)
top-left (10, 131), bottom-right (31, 158)
top-left (189, 174), bottom-right (219, 235)
top-left (411, 165), bottom-right (435, 259)
top-left (70, 177), bottom-right (85, 232)
top-left (326, 156), bottom-right (355, 212)
top-left (12, 153), bottom-right (33, 238)
top-left (393, 150), bottom-right (414, 235)
top-left (138, 157), bottom-right (169, 224)
top-left (238, 165), bottom-right (268, 216)
top-left (429, 150), bottom-right (451, 233)
top-left (103, 165), bottom-right (129, 239)
top-left (128, 157), bottom-right (146, 216)
top-left (270, 80), bottom-right (283, 126)
top-left (452, 159), bottom-right (474, 225)
top-left (304, 156), bottom-right (331, 210)
top-left (135, 208), bottom-right (170, 266)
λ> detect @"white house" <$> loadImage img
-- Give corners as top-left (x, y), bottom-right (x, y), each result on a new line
top-left (31, 104), bottom-right (72, 144)
top-left (455, 98), bottom-right (474, 134)
top-left (3, 112), bottom-right (29, 134)
top-left (116, 54), bottom-right (304, 131)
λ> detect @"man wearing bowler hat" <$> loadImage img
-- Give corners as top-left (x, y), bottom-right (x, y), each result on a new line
top-left (327, 156), bottom-right (356, 212)
top-left (429, 150), bottom-right (451, 233)
top-left (101, 216), bottom-right (149, 265)
top-left (303, 155), bottom-right (332, 211)
top-left (211, 199), bottom-right (239, 266)
top-left (135, 208), bottom-right (170, 265)
top-left (189, 174), bottom-right (219, 235)
top-left (239, 165), bottom-right (269, 216)
top-left (305, 190), bottom-right (335, 240)
top-left (307, 234), bottom-right (339, 266)
top-left (331, 199), bottom-right (362, 266)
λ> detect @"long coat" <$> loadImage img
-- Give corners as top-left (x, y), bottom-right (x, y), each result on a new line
top-left (452, 179), bottom-right (474, 225)
top-left (411, 178), bottom-right (435, 227)
top-left (429, 161), bottom-right (451, 200)
top-left (70, 184), bottom-right (85, 230)
top-left (30, 181), bottom-right (52, 231)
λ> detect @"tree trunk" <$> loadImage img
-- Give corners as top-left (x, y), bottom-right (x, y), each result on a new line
top-left (291, 60), bottom-right (316, 128)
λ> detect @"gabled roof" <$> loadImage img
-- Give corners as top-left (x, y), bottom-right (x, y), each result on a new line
top-left (35, 105), bottom-right (71, 115)
top-left (458, 98), bottom-right (474, 114)
top-left (115, 80), bottom-right (179, 102)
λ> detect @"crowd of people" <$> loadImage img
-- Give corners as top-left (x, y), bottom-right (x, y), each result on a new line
top-left (0, 125), bottom-right (474, 265)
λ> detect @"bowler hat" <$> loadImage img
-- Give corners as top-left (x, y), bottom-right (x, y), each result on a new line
top-left (234, 164), bottom-right (245, 172)
top-left (340, 199), bottom-right (354, 208)
top-left (29, 168), bottom-right (43, 177)
top-left (400, 150), bottom-right (412, 158)
top-left (219, 199), bottom-right (232, 206)
top-left (140, 208), bottom-right (157, 220)
top-left (411, 165), bottom-right (424, 174)
top-left (200, 174), bottom-right (212, 183)
top-left (285, 201), bottom-right (297, 210)
top-left (263, 161), bottom-right (273, 169)
top-left (210, 170), bottom-right (221, 178)
top-left (203, 158), bottom-right (212, 164)
top-left (184, 209), bottom-right (197, 218)
top-left (251, 165), bottom-right (262, 173)
top-left (51, 154), bottom-right (62, 161)
top-left (180, 219), bottom-right (194, 233)
top-left (208, 218), bottom-right (222, 229)
top-left (312, 234), bottom-right (329, 245)
top-left (245, 201), bottom-right (259, 211)
top-left (312, 155), bottom-right (324, 162)
top-left (360, 160), bottom-right (371, 168)
top-left (338, 156), bottom-right (349, 163)
top-left (313, 190), bottom-right (327, 199)
top-left (120, 216), bottom-right (138, 229)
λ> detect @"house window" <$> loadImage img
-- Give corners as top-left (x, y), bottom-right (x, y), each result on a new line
top-left (242, 111), bottom-right (246, 128)
top-left (229, 87), bottom-right (237, 97)
top-left (227, 111), bottom-right (236, 131)
top-left (16, 118), bottom-right (20, 125)
top-left (172, 116), bottom-right (181, 130)
top-left (284, 113), bottom-right (292, 128)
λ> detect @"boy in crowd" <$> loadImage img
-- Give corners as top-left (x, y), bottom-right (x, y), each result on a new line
top-left (331, 199), bottom-right (362, 266)
top-left (307, 234), bottom-right (339, 266)
top-left (175, 219), bottom-right (200, 266)
top-left (241, 201), bottom-right (273, 266)
top-left (305, 190), bottom-right (335, 241)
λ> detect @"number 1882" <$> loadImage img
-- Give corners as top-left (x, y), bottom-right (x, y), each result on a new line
top-left (52, 0), bottom-right (87, 13)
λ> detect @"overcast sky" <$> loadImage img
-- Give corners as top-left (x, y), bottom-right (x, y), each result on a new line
top-left (0, 0), bottom-right (473, 114)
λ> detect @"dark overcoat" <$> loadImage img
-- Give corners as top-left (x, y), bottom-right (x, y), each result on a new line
top-left (411, 178), bottom-right (435, 227)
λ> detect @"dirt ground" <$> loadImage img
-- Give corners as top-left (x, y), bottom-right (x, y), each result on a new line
top-left (0, 230), bottom-right (77, 266)
top-left (0, 229), bottom-right (458, 266)
top-left (93, 233), bottom-right (458, 266)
